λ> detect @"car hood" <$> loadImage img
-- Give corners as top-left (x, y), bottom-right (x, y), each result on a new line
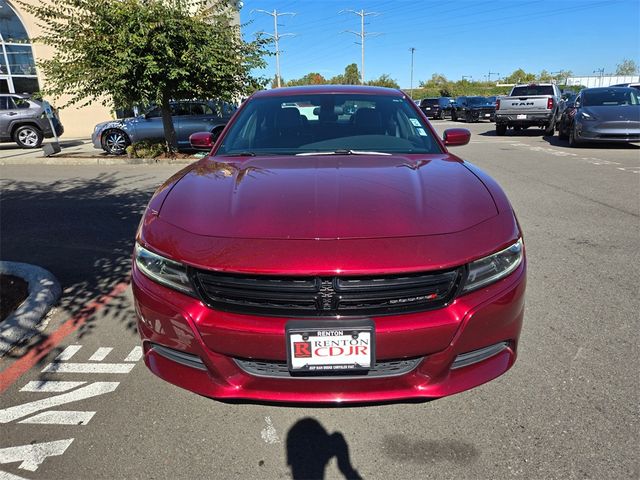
top-left (158, 155), bottom-right (498, 240)
top-left (582, 105), bottom-right (640, 122)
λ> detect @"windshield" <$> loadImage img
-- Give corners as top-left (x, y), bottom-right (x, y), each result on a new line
top-left (217, 93), bottom-right (442, 156)
top-left (467, 97), bottom-right (487, 106)
top-left (583, 89), bottom-right (639, 106)
top-left (511, 85), bottom-right (555, 96)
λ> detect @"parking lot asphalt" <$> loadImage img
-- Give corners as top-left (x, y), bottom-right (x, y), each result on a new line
top-left (1, 120), bottom-right (638, 480)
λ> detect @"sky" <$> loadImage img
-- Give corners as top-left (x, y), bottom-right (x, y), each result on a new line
top-left (240, 0), bottom-right (640, 88)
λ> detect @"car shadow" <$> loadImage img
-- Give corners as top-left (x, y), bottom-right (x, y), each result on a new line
top-left (479, 129), bottom-right (550, 138)
top-left (286, 417), bottom-right (362, 480)
top-left (0, 172), bottom-right (158, 363)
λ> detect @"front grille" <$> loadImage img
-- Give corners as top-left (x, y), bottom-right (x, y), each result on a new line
top-left (234, 357), bottom-right (423, 378)
top-left (192, 268), bottom-right (462, 317)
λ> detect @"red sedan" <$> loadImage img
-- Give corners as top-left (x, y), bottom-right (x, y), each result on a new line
top-left (132, 85), bottom-right (526, 403)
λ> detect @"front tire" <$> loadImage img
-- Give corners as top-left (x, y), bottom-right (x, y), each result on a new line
top-left (102, 129), bottom-right (130, 155)
top-left (558, 121), bottom-right (569, 140)
top-left (14, 125), bottom-right (43, 148)
top-left (451, 110), bottom-right (458, 122)
top-left (544, 121), bottom-right (555, 136)
top-left (568, 124), bottom-right (581, 147)
top-left (496, 124), bottom-right (507, 136)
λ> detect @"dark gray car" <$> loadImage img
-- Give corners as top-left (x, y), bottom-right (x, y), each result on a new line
top-left (92, 100), bottom-right (236, 154)
top-left (0, 94), bottom-right (64, 148)
top-left (568, 87), bottom-right (640, 147)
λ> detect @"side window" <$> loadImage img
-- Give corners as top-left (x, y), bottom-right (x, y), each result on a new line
top-left (0, 97), bottom-right (7, 110)
top-left (145, 106), bottom-right (161, 118)
top-left (190, 103), bottom-right (213, 116)
top-left (171, 103), bottom-right (189, 116)
top-left (12, 97), bottom-right (30, 109)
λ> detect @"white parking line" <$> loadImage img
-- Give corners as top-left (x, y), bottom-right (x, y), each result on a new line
top-left (54, 345), bottom-right (83, 361)
top-left (88, 347), bottom-right (113, 362)
top-left (20, 381), bottom-right (86, 393)
top-left (41, 363), bottom-right (135, 374)
top-left (18, 410), bottom-right (96, 425)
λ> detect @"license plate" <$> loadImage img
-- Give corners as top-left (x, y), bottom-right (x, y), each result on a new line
top-left (286, 320), bottom-right (375, 373)
top-left (484, 113), bottom-right (491, 117)
top-left (517, 114), bottom-right (527, 119)
top-left (425, 107), bottom-right (431, 110)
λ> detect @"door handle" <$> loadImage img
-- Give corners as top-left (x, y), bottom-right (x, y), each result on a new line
top-left (7, 112), bottom-right (18, 116)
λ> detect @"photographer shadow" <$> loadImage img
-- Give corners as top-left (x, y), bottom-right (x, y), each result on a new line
top-left (287, 417), bottom-right (362, 480)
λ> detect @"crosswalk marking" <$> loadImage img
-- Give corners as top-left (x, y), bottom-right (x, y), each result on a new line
top-left (0, 382), bottom-right (119, 424)
top-left (124, 346), bottom-right (143, 362)
top-left (88, 347), bottom-right (113, 362)
top-left (0, 439), bottom-right (74, 472)
top-left (41, 363), bottom-right (135, 374)
top-left (20, 381), bottom-right (86, 393)
top-left (18, 410), bottom-right (96, 425)
top-left (54, 345), bottom-right (83, 361)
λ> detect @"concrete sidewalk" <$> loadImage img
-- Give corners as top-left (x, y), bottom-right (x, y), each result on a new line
top-left (0, 138), bottom-right (197, 165)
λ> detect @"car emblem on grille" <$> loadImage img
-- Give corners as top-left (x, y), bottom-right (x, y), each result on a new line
top-left (319, 280), bottom-right (335, 310)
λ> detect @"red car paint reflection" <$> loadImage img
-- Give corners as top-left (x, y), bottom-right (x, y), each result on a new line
top-left (133, 85), bottom-right (526, 403)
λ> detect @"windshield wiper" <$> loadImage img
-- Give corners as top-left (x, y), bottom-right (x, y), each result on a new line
top-left (219, 152), bottom-right (257, 157)
top-left (296, 149), bottom-right (392, 156)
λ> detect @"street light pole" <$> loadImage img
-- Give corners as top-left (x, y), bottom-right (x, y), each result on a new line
top-left (409, 47), bottom-right (416, 98)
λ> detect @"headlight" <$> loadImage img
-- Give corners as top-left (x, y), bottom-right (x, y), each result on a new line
top-left (579, 112), bottom-right (596, 121)
top-left (134, 244), bottom-right (195, 295)
top-left (462, 239), bottom-right (523, 293)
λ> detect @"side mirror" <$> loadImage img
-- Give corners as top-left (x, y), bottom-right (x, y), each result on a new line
top-left (189, 131), bottom-right (215, 151)
top-left (443, 128), bottom-right (471, 147)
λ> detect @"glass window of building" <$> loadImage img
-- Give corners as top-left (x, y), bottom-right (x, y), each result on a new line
top-left (0, 0), bottom-right (40, 94)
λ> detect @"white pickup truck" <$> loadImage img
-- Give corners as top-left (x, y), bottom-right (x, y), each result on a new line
top-left (495, 83), bottom-right (562, 136)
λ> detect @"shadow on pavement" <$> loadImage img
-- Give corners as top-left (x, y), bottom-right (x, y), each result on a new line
top-left (286, 417), bottom-right (362, 480)
top-left (0, 172), bottom-right (157, 362)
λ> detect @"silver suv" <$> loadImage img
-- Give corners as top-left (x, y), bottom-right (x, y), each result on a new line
top-left (0, 94), bottom-right (64, 148)
top-left (92, 100), bottom-right (236, 154)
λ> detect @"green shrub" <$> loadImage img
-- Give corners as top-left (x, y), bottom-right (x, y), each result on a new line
top-left (129, 140), bottom-right (166, 158)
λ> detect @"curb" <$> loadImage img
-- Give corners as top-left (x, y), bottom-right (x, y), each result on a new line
top-left (0, 262), bottom-right (62, 357)
top-left (0, 156), bottom-right (196, 166)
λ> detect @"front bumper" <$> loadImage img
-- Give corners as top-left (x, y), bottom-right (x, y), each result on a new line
top-left (575, 121), bottom-right (640, 143)
top-left (132, 259), bottom-right (526, 404)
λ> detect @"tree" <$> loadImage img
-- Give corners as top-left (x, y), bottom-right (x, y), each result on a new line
top-left (538, 70), bottom-right (553, 82)
top-left (504, 68), bottom-right (536, 84)
top-left (616, 59), bottom-right (638, 75)
top-left (330, 64), bottom-right (361, 85)
top-left (286, 72), bottom-right (327, 86)
top-left (367, 74), bottom-right (399, 89)
top-left (21, 0), bottom-right (269, 152)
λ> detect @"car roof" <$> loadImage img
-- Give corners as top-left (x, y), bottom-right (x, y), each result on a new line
top-left (252, 85), bottom-right (404, 98)
top-left (581, 86), bottom-right (637, 93)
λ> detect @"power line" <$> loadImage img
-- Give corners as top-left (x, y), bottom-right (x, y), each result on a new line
top-left (339, 9), bottom-right (382, 84)
top-left (253, 9), bottom-right (296, 88)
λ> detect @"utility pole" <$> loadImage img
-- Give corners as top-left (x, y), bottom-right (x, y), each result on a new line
top-left (409, 47), bottom-right (416, 98)
top-left (254, 9), bottom-right (296, 88)
top-left (593, 68), bottom-right (604, 87)
top-left (340, 9), bottom-right (382, 84)
top-left (487, 71), bottom-right (500, 82)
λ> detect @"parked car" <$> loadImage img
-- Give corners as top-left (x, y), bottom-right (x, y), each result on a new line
top-left (92, 100), bottom-right (235, 154)
top-left (419, 97), bottom-right (453, 119)
top-left (132, 85), bottom-right (526, 404)
top-left (495, 83), bottom-right (561, 136)
top-left (555, 92), bottom-right (578, 138)
top-left (451, 96), bottom-right (496, 122)
top-left (0, 94), bottom-right (64, 148)
top-left (611, 82), bottom-right (640, 91)
top-left (563, 87), bottom-right (640, 147)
